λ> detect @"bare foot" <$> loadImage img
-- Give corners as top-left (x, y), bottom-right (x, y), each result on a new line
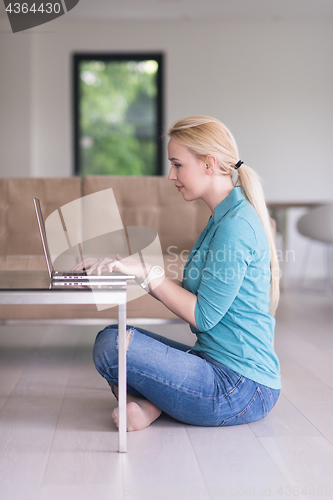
top-left (112, 399), bottom-right (162, 431)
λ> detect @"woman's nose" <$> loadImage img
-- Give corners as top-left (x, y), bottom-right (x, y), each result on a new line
top-left (168, 165), bottom-right (176, 181)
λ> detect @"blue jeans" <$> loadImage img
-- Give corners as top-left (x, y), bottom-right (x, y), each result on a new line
top-left (93, 325), bottom-right (280, 427)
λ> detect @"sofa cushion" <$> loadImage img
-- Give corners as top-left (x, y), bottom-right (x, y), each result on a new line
top-left (0, 177), bottom-right (82, 257)
top-left (0, 255), bottom-right (46, 271)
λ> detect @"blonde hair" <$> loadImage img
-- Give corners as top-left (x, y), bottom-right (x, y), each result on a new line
top-left (168, 116), bottom-right (280, 314)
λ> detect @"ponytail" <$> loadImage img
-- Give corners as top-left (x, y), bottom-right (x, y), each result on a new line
top-left (236, 165), bottom-right (280, 314)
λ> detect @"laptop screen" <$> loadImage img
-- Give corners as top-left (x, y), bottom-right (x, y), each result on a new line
top-left (33, 198), bottom-right (54, 278)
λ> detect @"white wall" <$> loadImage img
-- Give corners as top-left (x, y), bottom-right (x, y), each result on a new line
top-left (0, 18), bottom-right (32, 177)
top-left (1, 17), bottom-right (333, 199)
top-left (1, 15), bottom-right (333, 279)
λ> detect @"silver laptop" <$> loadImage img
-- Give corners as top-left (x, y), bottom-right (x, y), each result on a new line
top-left (33, 197), bottom-right (135, 281)
top-left (49, 280), bottom-right (127, 287)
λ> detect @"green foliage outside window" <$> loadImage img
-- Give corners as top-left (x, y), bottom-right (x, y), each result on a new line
top-left (79, 59), bottom-right (159, 176)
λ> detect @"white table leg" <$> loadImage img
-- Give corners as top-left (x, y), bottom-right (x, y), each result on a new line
top-left (118, 300), bottom-right (127, 453)
top-left (272, 206), bottom-right (288, 290)
top-left (280, 207), bottom-right (288, 290)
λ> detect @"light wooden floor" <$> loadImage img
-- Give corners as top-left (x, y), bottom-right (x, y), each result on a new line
top-left (0, 289), bottom-right (333, 500)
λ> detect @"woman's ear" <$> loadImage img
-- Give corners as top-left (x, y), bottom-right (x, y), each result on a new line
top-left (204, 155), bottom-right (217, 175)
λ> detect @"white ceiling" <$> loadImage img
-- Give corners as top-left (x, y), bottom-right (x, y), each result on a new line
top-left (1, 0), bottom-right (333, 21)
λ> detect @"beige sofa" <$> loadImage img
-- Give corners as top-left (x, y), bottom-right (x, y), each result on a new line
top-left (0, 176), bottom-right (211, 321)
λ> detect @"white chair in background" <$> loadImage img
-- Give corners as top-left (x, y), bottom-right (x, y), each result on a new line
top-left (297, 204), bottom-right (333, 293)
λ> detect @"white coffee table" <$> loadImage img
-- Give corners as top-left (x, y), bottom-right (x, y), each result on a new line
top-left (0, 271), bottom-right (129, 453)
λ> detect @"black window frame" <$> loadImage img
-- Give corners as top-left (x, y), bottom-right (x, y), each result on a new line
top-left (73, 52), bottom-right (164, 176)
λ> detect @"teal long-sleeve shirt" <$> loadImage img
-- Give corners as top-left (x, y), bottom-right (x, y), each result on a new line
top-left (183, 186), bottom-right (281, 389)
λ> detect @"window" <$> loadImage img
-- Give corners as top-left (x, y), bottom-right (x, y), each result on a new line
top-left (73, 53), bottom-right (164, 176)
